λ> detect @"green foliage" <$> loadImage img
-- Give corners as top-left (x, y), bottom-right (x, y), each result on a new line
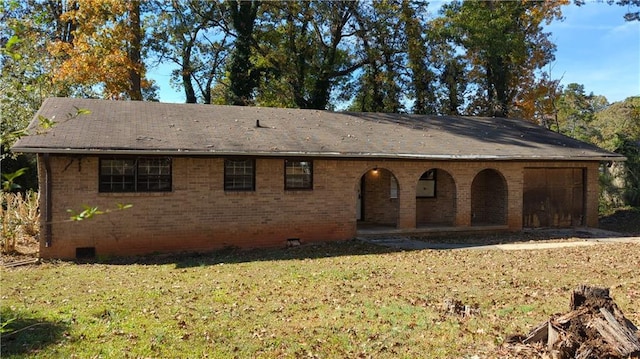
top-left (0, 154), bottom-right (38, 192)
top-left (441, 0), bottom-right (565, 117)
top-left (1, 1), bottom-right (73, 190)
top-left (67, 203), bottom-right (133, 221)
top-left (553, 83), bottom-right (604, 142)
top-left (0, 0), bottom-right (632, 122)
top-left (556, 91), bottom-right (640, 207)
top-left (1, 0), bottom-right (572, 115)
top-left (1, 167), bottom-right (28, 191)
top-left (345, 0), bottom-right (407, 113)
top-left (144, 0), bottom-right (228, 104)
top-left (74, 107), bottom-right (91, 116)
top-left (226, 0), bottom-right (261, 106)
top-left (36, 115), bottom-right (56, 132)
top-left (67, 205), bottom-right (105, 221)
top-left (116, 203), bottom-right (134, 211)
top-left (0, 317), bottom-right (16, 334)
top-left (2, 35), bottom-right (22, 60)
top-left (254, 1), bottom-right (366, 110)
top-left (593, 97), bottom-right (640, 206)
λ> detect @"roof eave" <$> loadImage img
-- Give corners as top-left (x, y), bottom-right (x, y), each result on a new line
top-left (11, 146), bottom-right (627, 162)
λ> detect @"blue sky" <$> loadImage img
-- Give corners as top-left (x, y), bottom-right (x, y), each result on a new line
top-left (545, 2), bottom-right (640, 102)
top-left (149, 2), bottom-right (640, 105)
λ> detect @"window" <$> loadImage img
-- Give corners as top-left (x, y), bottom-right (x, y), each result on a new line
top-left (224, 159), bottom-right (255, 191)
top-left (416, 169), bottom-right (436, 198)
top-left (285, 160), bottom-right (313, 190)
top-left (100, 157), bottom-right (171, 192)
top-left (390, 176), bottom-right (398, 199)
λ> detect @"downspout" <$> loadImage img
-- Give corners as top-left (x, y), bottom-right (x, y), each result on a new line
top-left (43, 153), bottom-right (52, 247)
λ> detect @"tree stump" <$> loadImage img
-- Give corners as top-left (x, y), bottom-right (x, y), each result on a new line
top-left (520, 285), bottom-right (640, 359)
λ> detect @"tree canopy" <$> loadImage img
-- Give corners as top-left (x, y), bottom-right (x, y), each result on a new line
top-left (1, 0), bottom-right (574, 116)
top-left (2, 0), bottom-right (639, 204)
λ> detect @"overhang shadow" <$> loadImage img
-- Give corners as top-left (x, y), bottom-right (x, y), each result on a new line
top-left (72, 239), bottom-right (405, 268)
top-left (348, 112), bottom-right (602, 151)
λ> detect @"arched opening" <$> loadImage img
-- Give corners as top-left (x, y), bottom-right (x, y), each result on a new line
top-left (357, 168), bottom-right (399, 228)
top-left (471, 169), bottom-right (507, 226)
top-left (416, 169), bottom-right (456, 227)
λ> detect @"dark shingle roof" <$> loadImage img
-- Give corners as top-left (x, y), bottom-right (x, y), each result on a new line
top-left (12, 97), bottom-right (623, 161)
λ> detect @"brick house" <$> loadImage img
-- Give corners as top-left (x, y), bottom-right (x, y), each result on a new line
top-left (12, 98), bottom-right (623, 259)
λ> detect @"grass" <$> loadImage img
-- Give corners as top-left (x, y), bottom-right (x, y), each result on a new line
top-left (2, 240), bottom-right (639, 358)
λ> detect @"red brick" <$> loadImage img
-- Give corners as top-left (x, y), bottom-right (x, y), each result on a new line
top-left (38, 156), bottom-right (602, 259)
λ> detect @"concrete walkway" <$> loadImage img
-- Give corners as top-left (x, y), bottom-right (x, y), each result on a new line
top-left (358, 228), bottom-right (640, 251)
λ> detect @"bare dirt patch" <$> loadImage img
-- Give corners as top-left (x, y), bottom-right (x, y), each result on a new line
top-left (0, 236), bottom-right (38, 266)
top-left (599, 206), bottom-right (640, 235)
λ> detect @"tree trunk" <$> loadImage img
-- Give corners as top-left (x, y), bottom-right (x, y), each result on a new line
top-left (182, 49), bottom-right (197, 103)
top-left (128, 0), bottom-right (143, 101)
top-left (520, 285), bottom-right (640, 359)
top-left (228, 0), bottom-right (260, 106)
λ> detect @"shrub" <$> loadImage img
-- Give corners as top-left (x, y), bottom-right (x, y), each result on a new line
top-left (1, 190), bottom-right (39, 253)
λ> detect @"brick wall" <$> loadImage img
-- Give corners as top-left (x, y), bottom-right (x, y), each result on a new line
top-left (362, 169), bottom-right (398, 225)
top-left (38, 155), bottom-right (601, 258)
top-left (416, 169), bottom-right (456, 226)
top-left (471, 169), bottom-right (507, 225)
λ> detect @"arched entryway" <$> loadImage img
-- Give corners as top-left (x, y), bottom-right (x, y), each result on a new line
top-left (415, 168), bottom-right (456, 227)
top-left (471, 169), bottom-right (507, 226)
top-left (357, 168), bottom-right (399, 228)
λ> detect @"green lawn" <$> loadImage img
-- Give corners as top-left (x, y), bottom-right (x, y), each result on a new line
top-left (2, 240), bottom-right (639, 358)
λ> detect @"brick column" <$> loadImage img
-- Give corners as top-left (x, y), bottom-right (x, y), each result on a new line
top-left (455, 177), bottom-right (472, 227)
top-left (505, 166), bottom-right (523, 230)
top-left (397, 174), bottom-right (416, 229)
top-left (585, 164), bottom-right (600, 227)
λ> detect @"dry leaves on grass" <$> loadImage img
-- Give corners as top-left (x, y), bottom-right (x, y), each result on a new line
top-left (1, 241), bottom-right (639, 358)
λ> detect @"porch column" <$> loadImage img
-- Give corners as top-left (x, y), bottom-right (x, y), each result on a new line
top-left (585, 164), bottom-right (600, 227)
top-left (505, 169), bottom-right (523, 230)
top-left (397, 176), bottom-right (416, 229)
top-left (455, 178), bottom-right (472, 227)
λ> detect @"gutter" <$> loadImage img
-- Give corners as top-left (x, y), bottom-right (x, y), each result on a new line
top-left (43, 153), bottom-right (52, 247)
top-left (11, 147), bottom-right (627, 162)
